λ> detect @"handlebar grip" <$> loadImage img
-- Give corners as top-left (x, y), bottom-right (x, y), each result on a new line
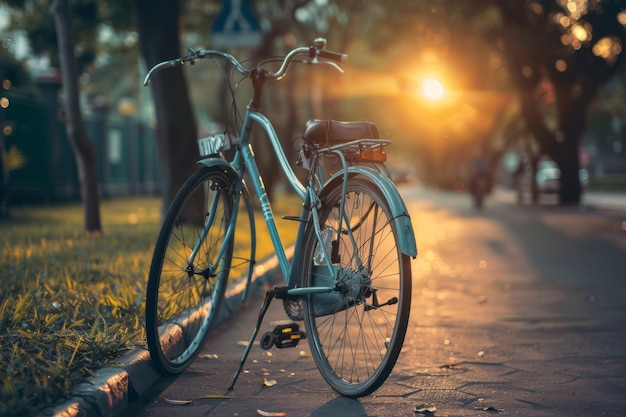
top-left (317, 50), bottom-right (348, 64)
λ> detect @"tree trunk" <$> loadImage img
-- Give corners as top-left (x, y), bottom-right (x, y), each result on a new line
top-left (132, 0), bottom-right (199, 214)
top-left (249, 28), bottom-right (290, 202)
top-left (552, 84), bottom-right (589, 205)
top-left (554, 136), bottom-right (581, 205)
top-left (51, 0), bottom-right (101, 233)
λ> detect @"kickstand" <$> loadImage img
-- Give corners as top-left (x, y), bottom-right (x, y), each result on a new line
top-left (228, 288), bottom-right (275, 391)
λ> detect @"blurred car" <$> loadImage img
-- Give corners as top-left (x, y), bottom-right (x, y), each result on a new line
top-left (535, 160), bottom-right (561, 194)
top-left (516, 158), bottom-right (589, 204)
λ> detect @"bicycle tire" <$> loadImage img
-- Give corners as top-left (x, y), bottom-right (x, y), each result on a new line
top-left (302, 176), bottom-right (411, 397)
top-left (146, 166), bottom-right (235, 375)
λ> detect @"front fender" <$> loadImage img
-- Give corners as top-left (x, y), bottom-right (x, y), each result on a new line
top-left (197, 157), bottom-right (239, 183)
top-left (324, 167), bottom-right (417, 258)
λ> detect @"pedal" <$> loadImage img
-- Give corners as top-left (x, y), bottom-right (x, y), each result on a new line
top-left (260, 323), bottom-right (306, 350)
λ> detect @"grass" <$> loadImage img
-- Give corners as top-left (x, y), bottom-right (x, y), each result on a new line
top-left (589, 174), bottom-right (626, 193)
top-left (0, 194), bottom-right (299, 417)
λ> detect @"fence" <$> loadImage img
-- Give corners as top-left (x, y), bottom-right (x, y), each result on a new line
top-left (1, 76), bottom-right (162, 203)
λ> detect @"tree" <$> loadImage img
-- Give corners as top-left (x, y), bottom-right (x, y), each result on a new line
top-left (406, 0), bottom-right (626, 204)
top-left (2, 0), bottom-right (102, 231)
top-left (298, 1), bottom-right (626, 203)
top-left (3, 0), bottom-right (200, 214)
top-left (132, 0), bottom-right (200, 212)
top-left (51, 0), bottom-right (101, 232)
top-left (491, 0), bottom-right (626, 204)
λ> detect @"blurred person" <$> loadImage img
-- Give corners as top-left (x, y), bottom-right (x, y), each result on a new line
top-left (468, 149), bottom-right (493, 209)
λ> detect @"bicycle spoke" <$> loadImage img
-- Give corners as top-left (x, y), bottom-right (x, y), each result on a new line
top-left (304, 177), bottom-right (411, 397)
top-left (146, 168), bottom-right (235, 375)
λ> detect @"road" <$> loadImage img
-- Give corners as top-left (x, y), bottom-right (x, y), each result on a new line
top-left (122, 185), bottom-right (626, 417)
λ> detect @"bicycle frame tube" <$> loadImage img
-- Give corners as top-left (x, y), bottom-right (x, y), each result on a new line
top-left (248, 111), bottom-right (306, 200)
top-left (233, 108), bottom-right (309, 282)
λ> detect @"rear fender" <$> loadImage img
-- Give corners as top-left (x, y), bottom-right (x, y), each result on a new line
top-left (323, 167), bottom-right (417, 258)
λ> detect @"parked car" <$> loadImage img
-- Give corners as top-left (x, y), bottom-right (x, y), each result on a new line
top-left (516, 158), bottom-right (589, 204)
top-left (535, 159), bottom-right (561, 194)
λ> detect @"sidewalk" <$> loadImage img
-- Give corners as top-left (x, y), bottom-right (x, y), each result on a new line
top-left (117, 186), bottom-right (626, 417)
top-left (492, 187), bottom-right (626, 211)
top-left (37, 250), bottom-right (292, 417)
top-left (36, 188), bottom-right (625, 417)
top-left (583, 190), bottom-right (626, 211)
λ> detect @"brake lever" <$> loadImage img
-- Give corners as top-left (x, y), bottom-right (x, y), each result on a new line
top-left (303, 59), bottom-right (345, 74)
top-left (182, 48), bottom-right (198, 65)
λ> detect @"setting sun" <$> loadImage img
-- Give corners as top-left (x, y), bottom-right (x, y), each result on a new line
top-left (421, 77), bottom-right (445, 100)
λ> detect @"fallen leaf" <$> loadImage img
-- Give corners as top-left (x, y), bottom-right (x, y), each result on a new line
top-left (237, 340), bottom-right (249, 347)
top-left (474, 406), bottom-right (504, 412)
top-left (195, 394), bottom-right (232, 399)
top-left (477, 351), bottom-right (485, 358)
top-left (165, 398), bottom-right (193, 405)
top-left (414, 403), bottom-right (437, 414)
top-left (263, 378), bottom-right (277, 387)
top-left (198, 353), bottom-right (219, 359)
top-left (299, 350), bottom-right (309, 358)
top-left (257, 409), bottom-right (287, 417)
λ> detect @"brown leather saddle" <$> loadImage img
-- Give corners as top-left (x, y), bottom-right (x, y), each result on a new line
top-left (304, 119), bottom-right (379, 147)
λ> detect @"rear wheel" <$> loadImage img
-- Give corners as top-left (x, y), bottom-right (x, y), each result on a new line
top-left (302, 177), bottom-right (412, 397)
top-left (146, 167), bottom-right (234, 375)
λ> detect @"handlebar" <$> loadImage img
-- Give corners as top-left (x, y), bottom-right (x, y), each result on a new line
top-left (143, 38), bottom-right (347, 86)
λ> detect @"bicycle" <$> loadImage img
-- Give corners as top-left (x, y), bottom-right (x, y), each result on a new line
top-left (143, 38), bottom-right (417, 398)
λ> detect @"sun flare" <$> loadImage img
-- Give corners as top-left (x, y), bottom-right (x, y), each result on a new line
top-left (421, 77), bottom-right (445, 100)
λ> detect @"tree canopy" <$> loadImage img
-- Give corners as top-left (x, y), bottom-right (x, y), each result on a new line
top-left (2, 0), bottom-right (625, 205)
top-left (309, 0), bottom-right (626, 202)
top-left (408, 0), bottom-right (626, 202)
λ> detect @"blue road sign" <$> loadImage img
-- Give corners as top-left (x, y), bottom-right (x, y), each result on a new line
top-left (211, 0), bottom-right (262, 48)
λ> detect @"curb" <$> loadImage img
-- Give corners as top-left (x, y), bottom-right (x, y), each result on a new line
top-left (36, 249), bottom-right (291, 417)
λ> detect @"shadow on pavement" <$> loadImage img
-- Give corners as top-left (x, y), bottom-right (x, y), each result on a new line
top-left (310, 397), bottom-right (370, 417)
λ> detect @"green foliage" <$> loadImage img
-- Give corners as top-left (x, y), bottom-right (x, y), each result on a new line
top-left (2, 0), bottom-right (102, 70)
top-left (0, 44), bottom-right (37, 98)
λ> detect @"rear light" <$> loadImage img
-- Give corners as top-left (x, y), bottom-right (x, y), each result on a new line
top-left (354, 148), bottom-right (387, 163)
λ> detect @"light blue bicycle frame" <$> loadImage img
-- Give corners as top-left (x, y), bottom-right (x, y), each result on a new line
top-left (196, 105), bottom-right (417, 300)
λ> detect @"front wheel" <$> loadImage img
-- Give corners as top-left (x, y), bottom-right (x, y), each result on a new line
top-left (302, 176), bottom-right (412, 397)
top-left (146, 166), bottom-right (235, 375)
